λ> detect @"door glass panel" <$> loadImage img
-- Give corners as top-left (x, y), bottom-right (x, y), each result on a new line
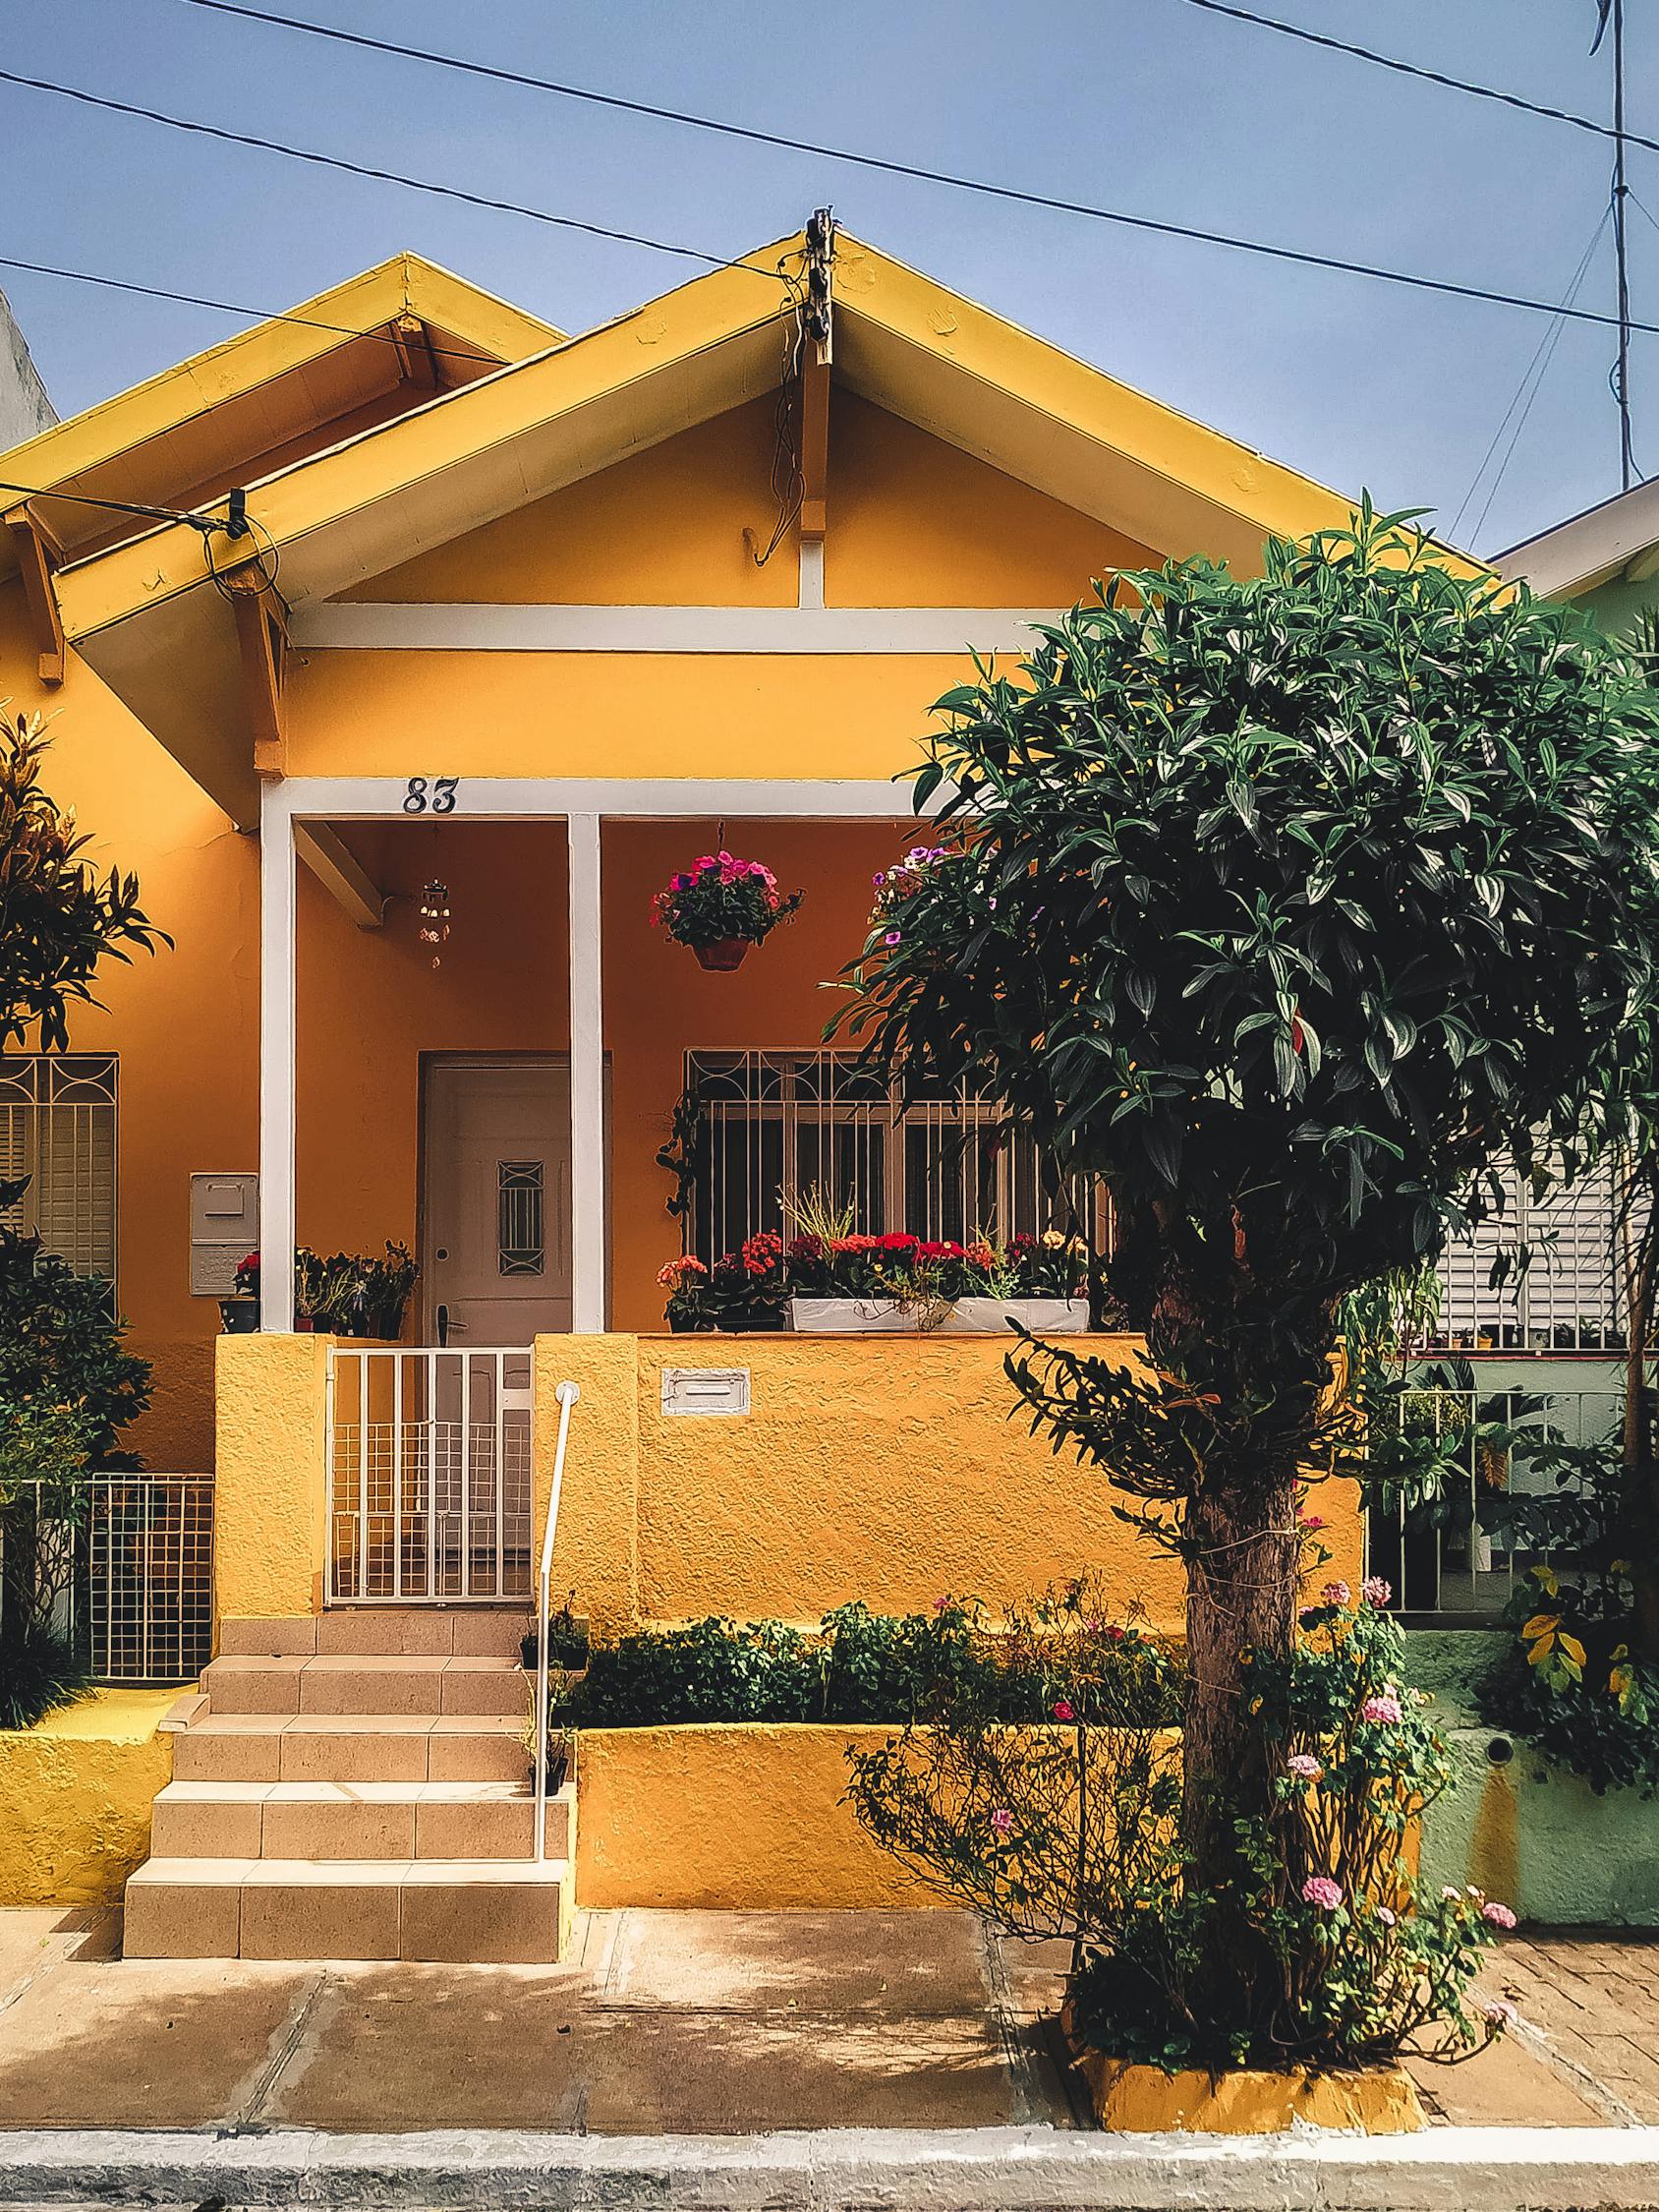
top-left (496, 1160), bottom-right (544, 1276)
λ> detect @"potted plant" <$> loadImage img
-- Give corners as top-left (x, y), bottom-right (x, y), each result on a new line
top-left (651, 851), bottom-right (803, 971)
top-left (219, 1251), bottom-right (260, 1333)
top-left (658, 1253), bottom-right (715, 1332)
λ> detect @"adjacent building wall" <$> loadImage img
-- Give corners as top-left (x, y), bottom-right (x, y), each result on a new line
top-left (0, 288), bottom-right (54, 450)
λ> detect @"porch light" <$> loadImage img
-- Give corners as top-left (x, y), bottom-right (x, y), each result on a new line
top-left (417, 879), bottom-right (451, 967)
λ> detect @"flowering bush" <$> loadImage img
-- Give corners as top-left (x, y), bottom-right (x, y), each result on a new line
top-left (651, 852), bottom-right (803, 951)
top-left (848, 1573), bottom-right (1511, 2075)
top-left (659, 1225), bottom-right (1105, 1326)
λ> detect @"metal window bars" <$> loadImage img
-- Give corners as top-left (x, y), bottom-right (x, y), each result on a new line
top-left (1365, 1383), bottom-right (1620, 1619)
top-left (0, 1054), bottom-right (117, 1297)
top-left (0, 1476), bottom-right (214, 1682)
top-left (326, 1347), bottom-right (535, 1603)
top-left (679, 1048), bottom-right (1101, 1260)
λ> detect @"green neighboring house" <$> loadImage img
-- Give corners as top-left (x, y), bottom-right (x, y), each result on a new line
top-left (1497, 480), bottom-right (1659, 642)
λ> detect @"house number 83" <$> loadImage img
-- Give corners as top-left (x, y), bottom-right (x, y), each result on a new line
top-left (403, 777), bottom-right (459, 814)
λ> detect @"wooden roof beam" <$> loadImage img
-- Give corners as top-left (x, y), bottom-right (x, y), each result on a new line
top-left (5, 509), bottom-right (66, 684)
top-left (294, 821), bottom-right (386, 929)
top-left (231, 577), bottom-right (288, 779)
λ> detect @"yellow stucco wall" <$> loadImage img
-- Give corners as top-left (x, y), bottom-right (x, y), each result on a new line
top-left (576, 1724), bottom-right (926, 1908)
top-left (213, 1331), bottom-right (332, 1620)
top-left (534, 1334), bottom-right (1366, 1637)
top-left (0, 1691), bottom-right (175, 1906)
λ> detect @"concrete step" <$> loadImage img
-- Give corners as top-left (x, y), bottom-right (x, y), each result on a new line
top-left (171, 1715), bottom-right (530, 1784)
top-left (150, 1778), bottom-right (574, 1862)
top-left (217, 1610), bottom-right (531, 1660)
top-left (200, 1654), bottom-right (526, 1717)
top-left (123, 1855), bottom-right (572, 1962)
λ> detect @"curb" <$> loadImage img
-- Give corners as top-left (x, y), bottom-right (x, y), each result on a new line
top-left (5, 2124), bottom-right (1659, 2211)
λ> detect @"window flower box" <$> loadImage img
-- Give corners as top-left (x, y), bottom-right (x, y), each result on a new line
top-left (788, 1296), bottom-right (1090, 1335)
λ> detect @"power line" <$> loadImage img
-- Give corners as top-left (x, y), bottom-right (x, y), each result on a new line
top-left (1164, 0), bottom-right (1659, 159)
top-left (13, 57), bottom-right (1659, 342)
top-left (0, 251), bottom-right (552, 372)
top-left (174, 0), bottom-right (1659, 165)
top-left (1449, 210), bottom-right (1611, 549)
top-left (0, 478), bottom-right (220, 531)
top-left (0, 68), bottom-right (791, 283)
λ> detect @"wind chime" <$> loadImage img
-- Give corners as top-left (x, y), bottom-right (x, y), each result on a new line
top-left (418, 880), bottom-right (451, 968)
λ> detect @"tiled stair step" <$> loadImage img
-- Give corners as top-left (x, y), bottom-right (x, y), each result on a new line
top-left (123, 1856), bottom-right (571, 1963)
top-left (220, 1610), bottom-right (530, 1659)
top-left (172, 1715), bottom-right (530, 1783)
top-left (150, 1778), bottom-right (573, 1862)
top-left (201, 1654), bottom-right (526, 1717)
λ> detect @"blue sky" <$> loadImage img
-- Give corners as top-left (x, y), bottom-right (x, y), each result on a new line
top-left (0, 0), bottom-right (1648, 554)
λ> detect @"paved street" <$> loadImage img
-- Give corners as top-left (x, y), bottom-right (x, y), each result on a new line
top-left (0, 1905), bottom-right (1650, 2134)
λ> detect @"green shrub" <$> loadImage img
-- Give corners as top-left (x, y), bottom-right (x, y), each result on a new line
top-left (1479, 1564), bottom-right (1659, 1798)
top-left (553, 1587), bottom-right (1180, 1731)
top-left (0, 1620), bottom-right (89, 1732)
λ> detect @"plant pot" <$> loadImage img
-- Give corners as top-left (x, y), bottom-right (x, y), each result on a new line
top-left (949, 1297), bottom-right (1091, 1335)
top-left (692, 937), bottom-right (752, 972)
top-left (716, 1309), bottom-right (786, 1332)
top-left (294, 1314), bottom-right (316, 1333)
top-left (668, 1313), bottom-right (716, 1335)
top-left (218, 1298), bottom-right (259, 1334)
top-left (788, 1296), bottom-right (1092, 1335)
top-left (1074, 2054), bottom-right (1423, 2135)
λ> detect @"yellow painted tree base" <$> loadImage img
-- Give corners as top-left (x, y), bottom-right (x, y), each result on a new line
top-left (1076, 2054), bottom-right (1425, 2134)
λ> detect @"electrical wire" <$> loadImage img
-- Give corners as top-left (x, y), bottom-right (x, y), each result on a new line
top-left (0, 477), bottom-right (219, 531)
top-left (0, 250), bottom-right (555, 373)
top-left (21, 44), bottom-right (1658, 340)
top-left (172, 0), bottom-right (1659, 166)
top-left (1162, 0), bottom-right (1659, 159)
top-left (0, 68), bottom-right (793, 283)
top-left (1448, 210), bottom-right (1611, 547)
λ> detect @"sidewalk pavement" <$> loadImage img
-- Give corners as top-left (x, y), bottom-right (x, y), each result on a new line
top-left (0, 1905), bottom-right (1652, 2136)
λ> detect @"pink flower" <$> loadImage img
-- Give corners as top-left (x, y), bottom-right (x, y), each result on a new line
top-left (932, 1596), bottom-right (949, 1613)
top-left (1299, 1512), bottom-right (1328, 1531)
top-left (1361, 1576), bottom-right (1392, 1607)
top-left (1441, 1886), bottom-right (1462, 1902)
top-left (1322, 1580), bottom-right (1350, 1606)
top-left (1301, 1876), bottom-right (1344, 1911)
top-left (1287, 1753), bottom-right (1323, 1780)
top-left (1361, 1693), bottom-right (1403, 1725)
top-left (1376, 1905), bottom-right (1397, 1927)
top-left (885, 930), bottom-right (902, 947)
top-left (1482, 1901), bottom-right (1517, 1931)
top-left (1484, 2000), bottom-right (1518, 2029)
top-left (989, 1807), bottom-right (1014, 1835)
top-left (1053, 1700), bottom-right (1076, 1721)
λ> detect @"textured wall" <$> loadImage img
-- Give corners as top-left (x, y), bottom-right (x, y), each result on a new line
top-left (214, 1331), bottom-right (331, 1621)
top-left (576, 1724), bottom-right (926, 1908)
top-left (0, 1691), bottom-right (172, 1906)
top-left (539, 1333), bottom-right (1365, 1635)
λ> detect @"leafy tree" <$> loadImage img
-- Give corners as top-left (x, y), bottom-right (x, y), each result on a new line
top-left (837, 507), bottom-right (1659, 2006)
top-left (0, 711), bottom-right (166, 1708)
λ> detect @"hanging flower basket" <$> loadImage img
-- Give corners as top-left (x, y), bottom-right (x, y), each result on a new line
top-left (694, 937), bottom-right (752, 972)
top-left (652, 852), bottom-right (803, 968)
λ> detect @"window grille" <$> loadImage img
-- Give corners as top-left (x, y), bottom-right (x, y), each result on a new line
top-left (1429, 1155), bottom-right (1629, 1353)
top-left (496, 1160), bottom-right (544, 1277)
top-left (0, 1477), bottom-right (214, 1682)
top-left (0, 1055), bottom-right (117, 1290)
top-left (680, 1049), bottom-right (1099, 1260)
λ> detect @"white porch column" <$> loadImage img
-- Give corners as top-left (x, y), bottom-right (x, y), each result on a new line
top-left (567, 812), bottom-right (606, 1332)
top-left (257, 783), bottom-right (297, 1330)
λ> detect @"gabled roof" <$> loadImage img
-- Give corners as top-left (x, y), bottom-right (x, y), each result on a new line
top-left (0, 253), bottom-right (562, 575)
top-left (35, 227), bottom-right (1370, 821)
top-left (1495, 476), bottom-right (1659, 600)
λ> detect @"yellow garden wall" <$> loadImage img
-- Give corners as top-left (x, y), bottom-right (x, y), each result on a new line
top-left (0, 1691), bottom-right (175, 1906)
top-left (213, 1330), bottom-right (332, 1621)
top-left (576, 1724), bottom-right (925, 1909)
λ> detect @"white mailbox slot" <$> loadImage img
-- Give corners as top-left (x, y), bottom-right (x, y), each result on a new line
top-left (661, 1368), bottom-right (751, 1417)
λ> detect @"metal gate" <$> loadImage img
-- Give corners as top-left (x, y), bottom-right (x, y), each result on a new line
top-left (326, 1348), bottom-right (534, 1603)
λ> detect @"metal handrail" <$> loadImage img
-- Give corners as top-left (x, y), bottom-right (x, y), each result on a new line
top-left (534, 1380), bottom-right (580, 1865)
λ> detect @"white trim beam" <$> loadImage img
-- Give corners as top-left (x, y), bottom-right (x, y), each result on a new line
top-left (295, 822), bottom-right (386, 929)
top-left (566, 813), bottom-right (606, 1334)
top-left (266, 778), bottom-right (924, 824)
top-left (289, 603), bottom-right (1058, 654)
top-left (258, 782), bottom-right (298, 1331)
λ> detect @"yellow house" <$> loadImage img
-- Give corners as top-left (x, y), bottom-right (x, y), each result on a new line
top-left (0, 224), bottom-right (1367, 1955)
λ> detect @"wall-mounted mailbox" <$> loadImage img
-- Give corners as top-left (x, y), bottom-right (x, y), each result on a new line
top-left (661, 1367), bottom-right (751, 1417)
top-left (190, 1170), bottom-right (257, 1296)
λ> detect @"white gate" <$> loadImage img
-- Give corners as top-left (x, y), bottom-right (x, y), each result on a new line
top-left (326, 1348), bottom-right (534, 1603)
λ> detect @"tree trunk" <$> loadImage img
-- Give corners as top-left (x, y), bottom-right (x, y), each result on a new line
top-left (1182, 1461), bottom-right (1302, 1869)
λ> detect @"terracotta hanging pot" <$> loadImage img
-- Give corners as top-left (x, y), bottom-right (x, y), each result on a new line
top-left (693, 937), bottom-right (752, 972)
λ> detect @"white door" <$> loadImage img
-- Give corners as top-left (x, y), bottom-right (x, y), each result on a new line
top-left (423, 1058), bottom-right (573, 1344)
